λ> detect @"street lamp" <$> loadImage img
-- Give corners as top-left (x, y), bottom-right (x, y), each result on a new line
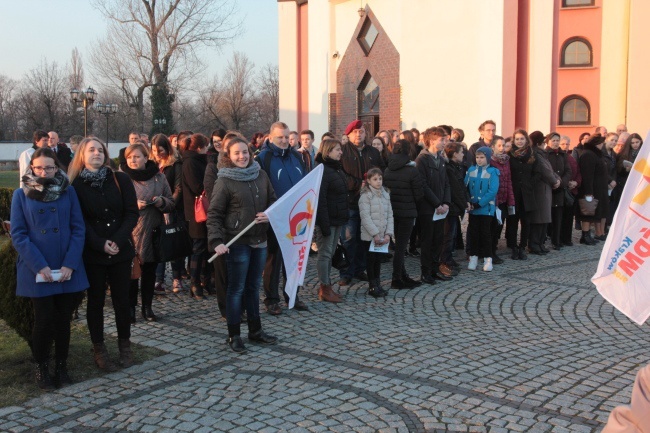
top-left (70, 86), bottom-right (97, 137)
top-left (96, 103), bottom-right (118, 145)
top-left (153, 118), bottom-right (167, 126)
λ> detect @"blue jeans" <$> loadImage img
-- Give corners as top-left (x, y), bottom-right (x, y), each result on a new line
top-left (339, 209), bottom-right (366, 279)
top-left (225, 244), bottom-right (266, 326)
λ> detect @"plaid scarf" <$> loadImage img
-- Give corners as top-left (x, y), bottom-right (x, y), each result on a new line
top-left (22, 169), bottom-right (69, 202)
top-left (79, 166), bottom-right (110, 188)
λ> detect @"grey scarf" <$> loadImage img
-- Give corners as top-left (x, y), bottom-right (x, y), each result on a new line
top-left (217, 161), bottom-right (261, 182)
top-left (22, 169), bottom-right (69, 202)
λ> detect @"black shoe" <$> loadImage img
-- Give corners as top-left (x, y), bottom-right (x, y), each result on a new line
top-left (129, 306), bottom-right (136, 324)
top-left (518, 247), bottom-right (528, 260)
top-left (402, 275), bottom-right (422, 288)
top-left (227, 336), bottom-right (247, 353)
top-left (205, 285), bottom-right (217, 295)
top-left (141, 306), bottom-right (157, 322)
top-left (492, 254), bottom-right (504, 265)
top-left (391, 279), bottom-right (407, 290)
top-left (35, 362), bottom-right (55, 391)
top-left (528, 248), bottom-right (543, 255)
top-left (552, 244), bottom-right (562, 251)
top-left (248, 330), bottom-right (278, 345)
top-left (368, 286), bottom-right (387, 298)
top-left (511, 248), bottom-right (520, 260)
top-left (54, 360), bottom-right (73, 388)
top-left (355, 272), bottom-right (369, 281)
top-left (267, 303), bottom-right (282, 316)
top-left (408, 248), bottom-right (421, 257)
top-left (293, 300), bottom-right (309, 311)
top-left (433, 271), bottom-right (453, 281)
top-left (190, 285), bottom-right (207, 300)
top-left (540, 245), bottom-right (550, 253)
top-left (594, 234), bottom-right (607, 241)
top-left (563, 241), bottom-right (574, 247)
top-left (448, 259), bottom-right (461, 268)
top-left (420, 274), bottom-right (437, 285)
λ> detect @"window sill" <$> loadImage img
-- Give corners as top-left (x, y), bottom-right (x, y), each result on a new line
top-left (558, 124), bottom-right (593, 128)
top-left (561, 6), bottom-right (598, 11)
top-left (559, 66), bottom-right (597, 70)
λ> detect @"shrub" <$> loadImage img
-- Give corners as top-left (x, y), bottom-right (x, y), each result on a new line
top-left (0, 187), bottom-right (13, 236)
top-left (0, 241), bottom-right (33, 344)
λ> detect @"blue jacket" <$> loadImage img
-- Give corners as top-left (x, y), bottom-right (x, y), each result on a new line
top-left (255, 140), bottom-right (305, 197)
top-left (10, 187), bottom-right (89, 297)
top-left (464, 164), bottom-right (500, 216)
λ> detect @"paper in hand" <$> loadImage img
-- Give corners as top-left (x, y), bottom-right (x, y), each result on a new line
top-left (369, 239), bottom-right (389, 253)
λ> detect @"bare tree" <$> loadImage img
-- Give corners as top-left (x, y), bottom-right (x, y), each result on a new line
top-left (220, 52), bottom-right (256, 131)
top-left (255, 63), bottom-right (279, 127)
top-left (68, 48), bottom-right (84, 91)
top-left (90, 0), bottom-right (241, 132)
top-left (23, 59), bottom-right (67, 131)
top-left (0, 75), bottom-right (19, 140)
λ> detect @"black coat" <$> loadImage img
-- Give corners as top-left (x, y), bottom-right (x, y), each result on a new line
top-left (445, 160), bottom-right (470, 217)
top-left (509, 149), bottom-right (537, 213)
top-left (72, 170), bottom-right (139, 265)
top-left (182, 150), bottom-right (208, 238)
top-left (340, 143), bottom-right (384, 209)
top-left (55, 145), bottom-right (73, 170)
top-left (204, 161), bottom-right (219, 204)
top-left (546, 148), bottom-right (572, 208)
top-left (383, 153), bottom-right (424, 219)
top-left (161, 160), bottom-right (183, 210)
top-left (578, 142), bottom-right (609, 220)
top-left (315, 154), bottom-right (349, 236)
top-left (415, 149), bottom-right (451, 216)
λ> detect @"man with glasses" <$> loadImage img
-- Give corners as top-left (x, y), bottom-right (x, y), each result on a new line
top-left (19, 130), bottom-right (50, 187)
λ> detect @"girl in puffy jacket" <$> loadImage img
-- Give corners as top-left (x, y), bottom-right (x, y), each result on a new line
top-left (465, 147), bottom-right (500, 272)
top-left (359, 168), bottom-right (394, 297)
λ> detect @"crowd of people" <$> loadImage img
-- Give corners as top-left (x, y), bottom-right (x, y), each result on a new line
top-left (10, 118), bottom-right (644, 391)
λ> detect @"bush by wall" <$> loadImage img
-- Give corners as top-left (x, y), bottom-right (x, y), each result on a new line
top-left (0, 187), bottom-right (13, 236)
top-left (0, 241), bottom-right (33, 344)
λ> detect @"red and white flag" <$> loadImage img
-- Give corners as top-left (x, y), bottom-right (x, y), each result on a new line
top-left (266, 164), bottom-right (323, 308)
top-left (593, 131), bottom-right (650, 324)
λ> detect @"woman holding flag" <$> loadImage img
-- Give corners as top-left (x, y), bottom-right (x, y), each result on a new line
top-left (207, 137), bottom-right (278, 354)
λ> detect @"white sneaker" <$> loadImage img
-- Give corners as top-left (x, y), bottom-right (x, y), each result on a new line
top-left (483, 257), bottom-right (493, 272)
top-left (468, 256), bottom-right (479, 270)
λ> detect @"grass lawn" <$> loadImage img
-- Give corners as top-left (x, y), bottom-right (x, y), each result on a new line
top-left (0, 318), bottom-right (165, 408)
top-left (0, 171), bottom-right (18, 189)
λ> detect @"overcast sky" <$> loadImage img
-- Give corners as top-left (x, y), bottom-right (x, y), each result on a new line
top-left (0, 0), bottom-right (278, 84)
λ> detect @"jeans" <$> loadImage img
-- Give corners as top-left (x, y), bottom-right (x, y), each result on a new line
top-left (393, 217), bottom-right (415, 280)
top-left (316, 226), bottom-right (342, 285)
top-left (86, 260), bottom-right (132, 344)
top-left (441, 216), bottom-right (459, 265)
top-left (339, 210), bottom-right (367, 279)
top-left (31, 293), bottom-right (76, 363)
top-left (225, 244), bottom-right (266, 325)
top-left (468, 214), bottom-right (493, 258)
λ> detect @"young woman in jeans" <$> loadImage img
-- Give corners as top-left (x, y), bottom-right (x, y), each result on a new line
top-left (207, 137), bottom-right (277, 354)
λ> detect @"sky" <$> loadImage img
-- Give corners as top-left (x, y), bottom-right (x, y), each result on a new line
top-left (0, 0), bottom-right (278, 85)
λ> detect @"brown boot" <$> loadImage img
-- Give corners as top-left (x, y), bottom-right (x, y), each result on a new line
top-left (93, 343), bottom-right (117, 371)
top-left (118, 338), bottom-right (134, 368)
top-left (318, 284), bottom-right (342, 303)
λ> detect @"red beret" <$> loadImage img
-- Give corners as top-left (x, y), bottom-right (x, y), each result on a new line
top-left (344, 120), bottom-right (363, 136)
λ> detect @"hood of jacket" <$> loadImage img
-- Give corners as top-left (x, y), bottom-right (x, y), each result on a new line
top-left (387, 153), bottom-right (413, 171)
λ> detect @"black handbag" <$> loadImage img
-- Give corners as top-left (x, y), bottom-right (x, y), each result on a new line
top-left (153, 220), bottom-right (193, 262)
top-left (564, 188), bottom-right (575, 207)
top-left (332, 243), bottom-right (349, 270)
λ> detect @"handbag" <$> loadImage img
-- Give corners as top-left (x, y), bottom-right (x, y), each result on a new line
top-left (578, 197), bottom-right (599, 216)
top-left (153, 219), bottom-right (193, 262)
top-left (332, 243), bottom-right (349, 270)
top-left (564, 188), bottom-right (575, 207)
top-left (131, 252), bottom-right (142, 280)
top-left (194, 191), bottom-right (209, 223)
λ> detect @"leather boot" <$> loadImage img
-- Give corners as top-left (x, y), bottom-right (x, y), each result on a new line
top-left (118, 338), bottom-right (134, 368)
top-left (226, 323), bottom-right (247, 353)
top-left (318, 284), bottom-right (342, 303)
top-left (510, 247), bottom-right (520, 260)
top-left (518, 246), bottom-right (528, 260)
top-left (93, 343), bottom-right (117, 371)
top-left (190, 284), bottom-right (206, 300)
top-left (53, 359), bottom-right (73, 388)
top-left (248, 318), bottom-right (278, 345)
top-left (35, 361), bottom-right (55, 391)
top-left (141, 305), bottom-right (157, 322)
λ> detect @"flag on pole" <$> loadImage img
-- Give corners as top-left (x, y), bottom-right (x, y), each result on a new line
top-left (266, 164), bottom-right (324, 308)
top-left (593, 131), bottom-right (650, 325)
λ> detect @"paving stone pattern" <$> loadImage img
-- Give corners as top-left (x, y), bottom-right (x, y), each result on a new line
top-left (1, 235), bottom-right (647, 432)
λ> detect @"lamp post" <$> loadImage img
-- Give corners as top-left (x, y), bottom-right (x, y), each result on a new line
top-left (96, 103), bottom-right (118, 145)
top-left (153, 118), bottom-right (167, 126)
top-left (70, 87), bottom-right (97, 137)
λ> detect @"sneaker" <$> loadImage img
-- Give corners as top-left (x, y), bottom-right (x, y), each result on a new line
top-left (468, 256), bottom-right (479, 270)
top-left (154, 282), bottom-right (166, 295)
top-left (172, 279), bottom-right (185, 293)
top-left (483, 257), bottom-right (493, 272)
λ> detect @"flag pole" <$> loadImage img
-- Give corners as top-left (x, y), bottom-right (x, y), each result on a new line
top-left (207, 220), bottom-right (257, 263)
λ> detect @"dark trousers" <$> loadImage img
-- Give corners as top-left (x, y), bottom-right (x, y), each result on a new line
top-left (529, 223), bottom-right (548, 251)
top-left (213, 254), bottom-right (228, 317)
top-left (130, 261), bottom-right (157, 309)
top-left (263, 230), bottom-right (298, 305)
top-left (362, 242), bottom-right (382, 281)
top-left (561, 201), bottom-right (576, 243)
top-left (86, 260), bottom-right (132, 344)
top-left (550, 206), bottom-right (564, 247)
top-left (441, 215), bottom-right (459, 265)
top-left (468, 214), bottom-right (492, 258)
top-left (409, 217), bottom-right (420, 250)
top-left (339, 209), bottom-right (367, 279)
top-left (506, 211), bottom-right (531, 248)
top-left (491, 203), bottom-right (509, 254)
top-left (392, 217), bottom-right (415, 280)
top-left (420, 216), bottom-right (445, 275)
top-left (190, 237), bottom-right (209, 286)
top-left (31, 293), bottom-right (76, 363)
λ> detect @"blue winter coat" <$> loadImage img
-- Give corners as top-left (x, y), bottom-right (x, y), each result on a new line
top-left (255, 140), bottom-right (305, 198)
top-left (464, 164), bottom-right (500, 217)
top-left (10, 187), bottom-right (89, 297)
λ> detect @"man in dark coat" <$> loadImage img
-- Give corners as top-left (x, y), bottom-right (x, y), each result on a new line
top-left (338, 119), bottom-right (385, 286)
top-left (48, 131), bottom-right (73, 170)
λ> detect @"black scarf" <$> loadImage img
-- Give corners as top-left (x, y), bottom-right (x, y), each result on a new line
top-left (79, 166), bottom-right (110, 188)
top-left (121, 160), bottom-right (159, 181)
top-left (22, 169), bottom-right (69, 202)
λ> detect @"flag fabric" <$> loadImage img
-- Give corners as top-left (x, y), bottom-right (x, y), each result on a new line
top-left (593, 131), bottom-right (650, 325)
top-left (265, 164), bottom-right (324, 308)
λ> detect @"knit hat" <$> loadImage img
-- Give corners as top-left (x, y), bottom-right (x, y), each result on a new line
top-left (344, 120), bottom-right (363, 136)
top-left (476, 146), bottom-right (493, 162)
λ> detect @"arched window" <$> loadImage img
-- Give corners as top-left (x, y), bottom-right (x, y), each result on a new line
top-left (561, 38), bottom-right (593, 67)
top-left (559, 95), bottom-right (590, 125)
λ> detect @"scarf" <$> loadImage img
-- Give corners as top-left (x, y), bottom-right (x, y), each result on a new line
top-left (511, 145), bottom-right (533, 162)
top-left (121, 160), bottom-right (159, 181)
top-left (22, 169), bottom-right (69, 202)
top-left (217, 161), bottom-right (261, 182)
top-left (79, 166), bottom-right (110, 188)
top-left (491, 152), bottom-right (509, 165)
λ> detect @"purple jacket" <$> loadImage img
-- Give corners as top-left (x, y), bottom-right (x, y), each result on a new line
top-left (490, 154), bottom-right (515, 206)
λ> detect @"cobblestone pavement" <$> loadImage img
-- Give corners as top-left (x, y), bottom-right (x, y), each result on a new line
top-left (1, 233), bottom-right (648, 432)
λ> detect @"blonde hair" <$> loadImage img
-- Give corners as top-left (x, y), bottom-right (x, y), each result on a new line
top-left (125, 143), bottom-right (149, 159)
top-left (317, 139), bottom-right (341, 158)
top-left (67, 137), bottom-right (110, 182)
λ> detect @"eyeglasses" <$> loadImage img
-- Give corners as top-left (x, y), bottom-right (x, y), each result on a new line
top-left (32, 166), bottom-right (57, 173)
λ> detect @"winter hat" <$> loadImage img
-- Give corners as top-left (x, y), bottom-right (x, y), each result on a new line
top-left (476, 146), bottom-right (493, 162)
top-left (344, 120), bottom-right (363, 136)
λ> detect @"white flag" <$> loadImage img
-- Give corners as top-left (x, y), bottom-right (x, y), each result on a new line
top-left (266, 164), bottom-right (324, 308)
top-left (593, 131), bottom-right (650, 325)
